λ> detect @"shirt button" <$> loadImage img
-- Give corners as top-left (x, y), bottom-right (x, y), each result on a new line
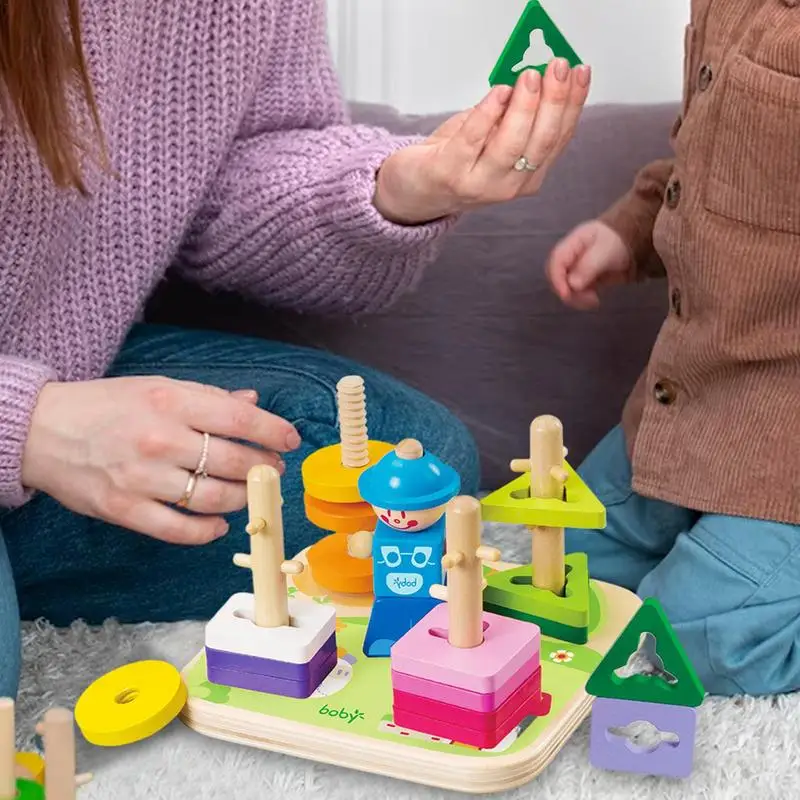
top-left (671, 287), bottom-right (682, 316)
top-left (654, 379), bottom-right (678, 406)
top-left (698, 64), bottom-right (713, 91)
top-left (665, 179), bottom-right (681, 209)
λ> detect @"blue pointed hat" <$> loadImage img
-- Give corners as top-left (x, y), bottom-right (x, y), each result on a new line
top-left (358, 438), bottom-right (460, 511)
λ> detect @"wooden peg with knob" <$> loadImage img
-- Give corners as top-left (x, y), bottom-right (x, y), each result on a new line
top-left (233, 465), bottom-right (304, 628)
top-left (428, 496), bottom-right (501, 649)
top-left (38, 707), bottom-right (93, 800)
top-left (0, 698), bottom-right (14, 800)
top-left (513, 416), bottom-right (568, 595)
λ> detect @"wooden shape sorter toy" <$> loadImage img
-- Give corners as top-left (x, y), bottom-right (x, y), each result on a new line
top-left (205, 465), bottom-right (337, 699)
top-left (587, 598), bottom-right (705, 779)
top-left (489, 1), bottom-right (582, 87)
top-left (481, 415), bottom-right (605, 644)
top-left (181, 400), bottom-right (640, 795)
top-left (390, 496), bottom-right (552, 750)
top-left (302, 376), bottom-right (393, 596)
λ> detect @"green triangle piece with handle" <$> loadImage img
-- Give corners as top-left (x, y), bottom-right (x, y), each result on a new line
top-left (586, 597), bottom-right (705, 707)
top-left (490, 0), bottom-right (582, 87)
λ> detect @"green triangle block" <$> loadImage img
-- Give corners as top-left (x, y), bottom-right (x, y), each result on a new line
top-left (484, 602), bottom-right (587, 645)
top-left (585, 597), bottom-right (705, 707)
top-left (480, 460), bottom-right (605, 529)
top-left (490, 1), bottom-right (582, 87)
top-left (484, 552), bottom-right (590, 644)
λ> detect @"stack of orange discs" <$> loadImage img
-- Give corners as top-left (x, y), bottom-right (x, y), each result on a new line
top-left (301, 440), bottom-right (393, 595)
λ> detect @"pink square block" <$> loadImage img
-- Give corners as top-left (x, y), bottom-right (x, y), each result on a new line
top-left (393, 666), bottom-right (543, 732)
top-left (393, 689), bottom-right (550, 750)
top-left (391, 650), bottom-right (540, 712)
top-left (390, 605), bottom-right (541, 694)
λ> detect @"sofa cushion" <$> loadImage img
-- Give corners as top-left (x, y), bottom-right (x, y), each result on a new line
top-left (147, 102), bottom-right (676, 487)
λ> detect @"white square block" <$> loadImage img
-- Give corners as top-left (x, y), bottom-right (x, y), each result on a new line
top-left (205, 593), bottom-right (337, 664)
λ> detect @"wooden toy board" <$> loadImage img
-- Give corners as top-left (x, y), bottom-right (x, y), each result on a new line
top-left (180, 551), bottom-right (640, 795)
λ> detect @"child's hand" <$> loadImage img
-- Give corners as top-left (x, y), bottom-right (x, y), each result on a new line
top-left (546, 220), bottom-right (632, 309)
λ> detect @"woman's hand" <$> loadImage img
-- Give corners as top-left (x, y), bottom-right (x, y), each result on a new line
top-left (21, 377), bottom-right (300, 544)
top-left (546, 220), bottom-right (632, 309)
top-left (373, 59), bottom-right (591, 225)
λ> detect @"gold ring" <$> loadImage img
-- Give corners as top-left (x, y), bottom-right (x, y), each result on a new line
top-left (176, 472), bottom-right (198, 508)
top-left (195, 432), bottom-right (210, 479)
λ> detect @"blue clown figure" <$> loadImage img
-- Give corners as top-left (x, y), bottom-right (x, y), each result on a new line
top-left (355, 438), bottom-right (460, 657)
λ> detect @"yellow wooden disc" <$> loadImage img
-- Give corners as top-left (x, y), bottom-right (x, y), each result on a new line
top-left (15, 752), bottom-right (44, 783)
top-left (301, 440), bottom-right (393, 503)
top-left (75, 660), bottom-right (187, 746)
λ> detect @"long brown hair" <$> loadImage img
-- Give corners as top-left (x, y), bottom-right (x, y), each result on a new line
top-left (0, 0), bottom-right (105, 192)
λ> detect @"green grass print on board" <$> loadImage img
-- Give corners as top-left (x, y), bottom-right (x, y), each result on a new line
top-left (185, 582), bottom-right (609, 759)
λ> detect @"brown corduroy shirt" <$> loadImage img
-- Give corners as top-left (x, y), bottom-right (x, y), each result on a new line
top-left (599, 0), bottom-right (800, 524)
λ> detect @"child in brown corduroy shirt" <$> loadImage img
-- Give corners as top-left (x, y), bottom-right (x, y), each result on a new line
top-left (546, 1), bottom-right (800, 696)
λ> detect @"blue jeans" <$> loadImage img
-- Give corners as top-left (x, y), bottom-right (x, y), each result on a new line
top-left (0, 325), bottom-right (479, 697)
top-left (567, 425), bottom-right (800, 697)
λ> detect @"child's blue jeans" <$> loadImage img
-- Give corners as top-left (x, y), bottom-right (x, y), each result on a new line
top-left (0, 325), bottom-right (480, 698)
top-left (567, 425), bottom-right (800, 696)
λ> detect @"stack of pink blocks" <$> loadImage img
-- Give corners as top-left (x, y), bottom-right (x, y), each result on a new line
top-left (390, 604), bottom-right (552, 749)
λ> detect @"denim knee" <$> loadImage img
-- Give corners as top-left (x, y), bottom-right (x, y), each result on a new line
top-left (0, 535), bottom-right (21, 698)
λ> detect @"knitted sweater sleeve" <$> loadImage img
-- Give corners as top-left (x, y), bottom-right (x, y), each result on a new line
top-left (176, 0), bottom-right (455, 315)
top-left (0, 356), bottom-right (57, 508)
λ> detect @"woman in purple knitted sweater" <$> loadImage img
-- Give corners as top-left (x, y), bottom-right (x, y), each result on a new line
top-left (0, 0), bottom-right (589, 696)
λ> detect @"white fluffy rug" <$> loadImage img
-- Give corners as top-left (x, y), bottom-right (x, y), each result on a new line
top-left (14, 524), bottom-right (799, 799)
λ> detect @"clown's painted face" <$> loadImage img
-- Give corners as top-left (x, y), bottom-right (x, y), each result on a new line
top-left (371, 504), bottom-right (446, 532)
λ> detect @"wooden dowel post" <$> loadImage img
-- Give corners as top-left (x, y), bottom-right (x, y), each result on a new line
top-left (0, 699), bottom-right (15, 799)
top-left (444, 497), bottom-right (484, 648)
top-left (234, 465), bottom-right (303, 628)
top-left (42, 708), bottom-right (76, 800)
top-left (433, 497), bottom-right (501, 649)
top-left (528, 416), bottom-right (567, 595)
top-left (337, 376), bottom-right (369, 468)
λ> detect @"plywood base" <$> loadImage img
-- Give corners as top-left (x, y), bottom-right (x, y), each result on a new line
top-left (180, 552), bottom-right (640, 795)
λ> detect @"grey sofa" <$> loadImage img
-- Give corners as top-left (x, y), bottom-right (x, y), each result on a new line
top-left (146, 102), bottom-right (675, 489)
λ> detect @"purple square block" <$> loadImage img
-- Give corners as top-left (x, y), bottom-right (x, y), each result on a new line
top-left (207, 648), bottom-right (337, 699)
top-left (206, 633), bottom-right (336, 679)
top-left (590, 698), bottom-right (697, 778)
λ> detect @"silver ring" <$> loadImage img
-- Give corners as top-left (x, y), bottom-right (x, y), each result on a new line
top-left (195, 432), bottom-right (210, 479)
top-left (176, 471), bottom-right (198, 508)
top-left (513, 155), bottom-right (538, 173)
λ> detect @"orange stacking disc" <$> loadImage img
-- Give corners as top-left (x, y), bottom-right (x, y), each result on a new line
top-left (304, 494), bottom-right (377, 535)
top-left (307, 532), bottom-right (373, 595)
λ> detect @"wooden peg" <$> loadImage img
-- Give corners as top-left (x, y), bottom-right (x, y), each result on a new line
top-left (441, 551), bottom-right (464, 569)
top-left (476, 545), bottom-right (501, 563)
top-left (443, 496), bottom-right (486, 649)
top-left (429, 584), bottom-right (449, 602)
top-left (395, 438), bottom-right (424, 460)
top-left (337, 376), bottom-right (370, 468)
top-left (42, 707), bottom-right (76, 800)
top-left (233, 465), bottom-right (302, 628)
top-left (0, 698), bottom-right (15, 800)
top-left (528, 416), bottom-right (567, 595)
top-left (510, 446), bottom-right (568, 474)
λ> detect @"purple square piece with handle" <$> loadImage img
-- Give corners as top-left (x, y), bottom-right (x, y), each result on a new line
top-left (590, 698), bottom-right (697, 778)
top-left (206, 633), bottom-right (336, 679)
top-left (207, 648), bottom-right (337, 699)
